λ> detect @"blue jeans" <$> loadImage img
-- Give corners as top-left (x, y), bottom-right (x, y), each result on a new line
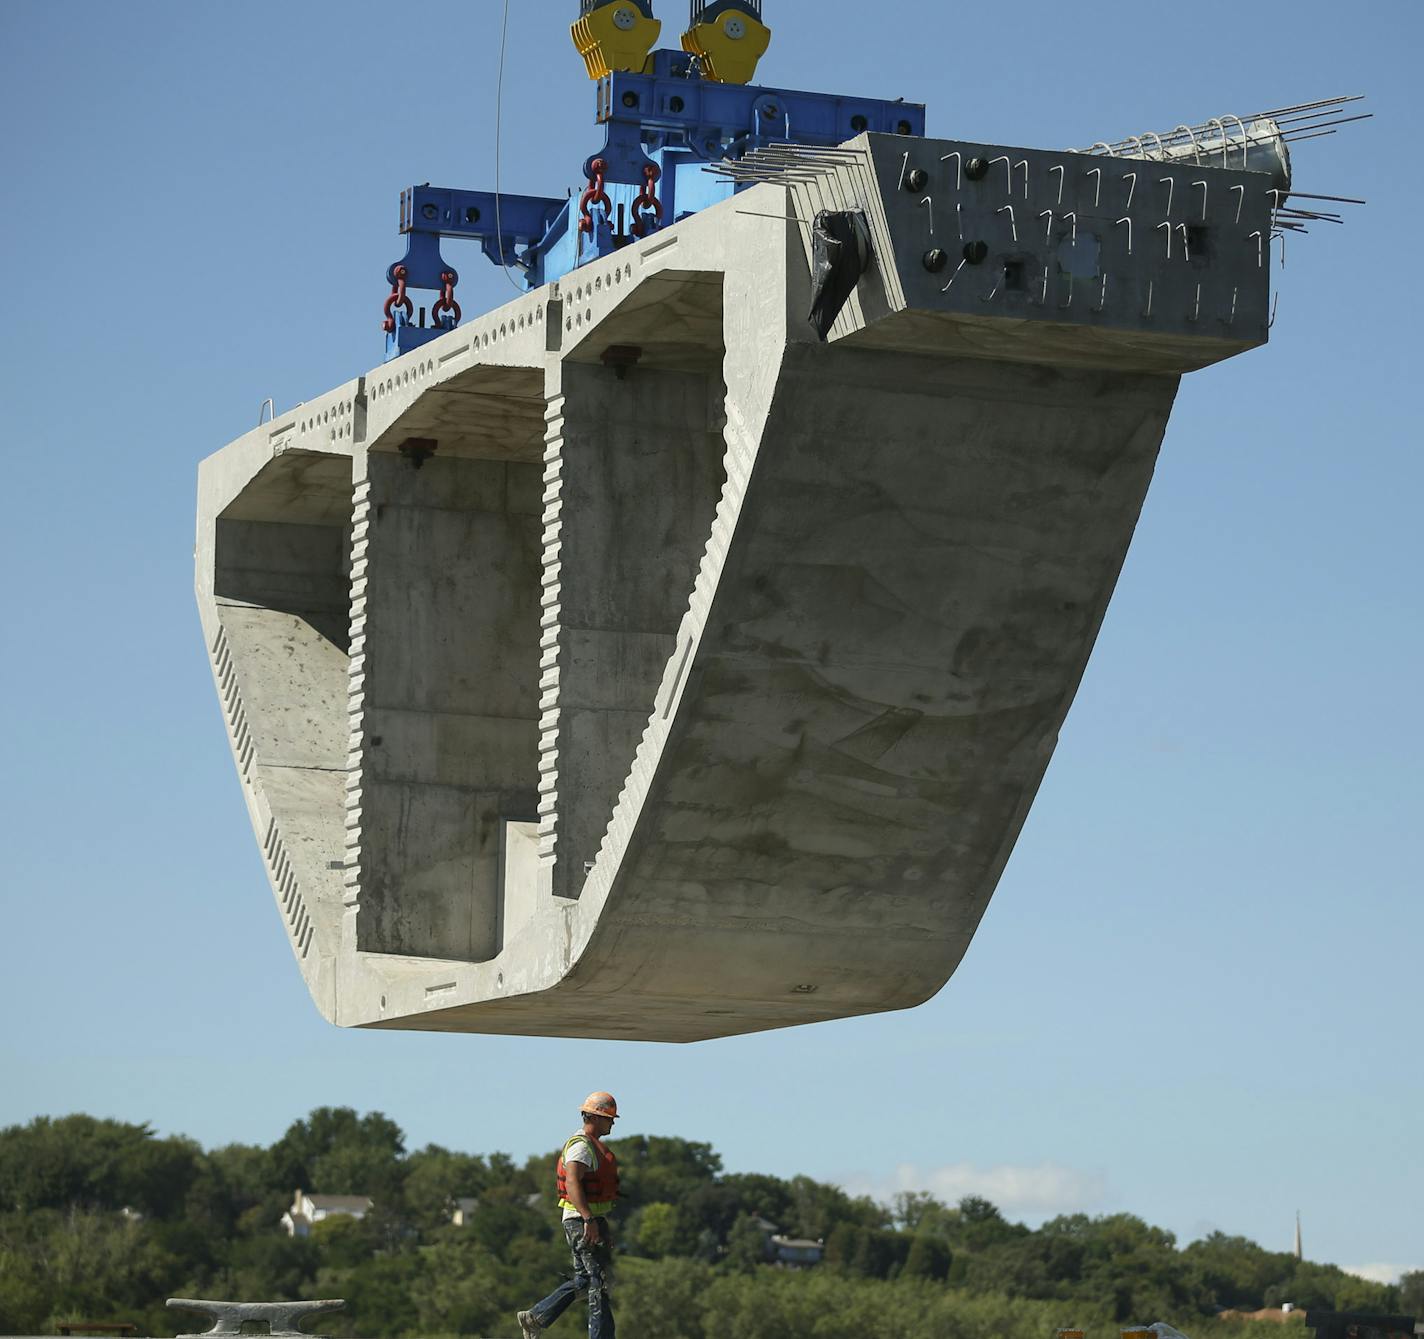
top-left (529, 1217), bottom-right (615, 1339)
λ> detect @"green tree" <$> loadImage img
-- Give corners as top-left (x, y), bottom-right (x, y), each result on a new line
top-left (413, 1237), bottom-right (517, 1338)
top-left (857, 1227), bottom-right (912, 1280)
top-left (459, 1183), bottom-right (550, 1259)
top-left (402, 1146), bottom-right (487, 1232)
top-left (1266, 1261), bottom-right (1399, 1314)
top-left (960, 1194), bottom-right (1002, 1223)
top-left (341, 1250), bottom-right (421, 1339)
top-left (893, 1191), bottom-right (963, 1240)
top-left (214, 1231), bottom-right (318, 1303)
top-left (610, 1136), bottom-right (722, 1211)
top-left (1399, 1270), bottom-right (1424, 1317)
top-left (1078, 1215), bottom-right (1200, 1321)
top-left (673, 1181), bottom-right (744, 1256)
top-left (892, 1191), bottom-right (941, 1231)
top-left (207, 1142), bottom-right (284, 1228)
top-left (723, 1212), bottom-right (771, 1273)
top-left (722, 1171), bottom-right (794, 1229)
top-left (824, 1223), bottom-right (861, 1271)
top-left (491, 1150), bottom-right (535, 1192)
top-left (637, 1202), bottom-right (682, 1258)
top-left (619, 1257), bottom-right (712, 1339)
top-left (0, 1116), bottom-right (205, 1220)
top-left (956, 1194), bottom-right (1030, 1250)
top-left (903, 1232), bottom-right (952, 1282)
top-left (785, 1174), bottom-right (886, 1242)
top-left (269, 1109), bottom-right (405, 1204)
top-left (310, 1214), bottom-right (378, 1269)
top-left (0, 1216), bottom-right (50, 1335)
top-left (1184, 1231), bottom-right (1296, 1310)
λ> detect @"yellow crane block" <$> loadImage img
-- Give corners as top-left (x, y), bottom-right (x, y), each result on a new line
top-left (571, 1), bottom-right (662, 80)
top-left (681, 3), bottom-right (772, 85)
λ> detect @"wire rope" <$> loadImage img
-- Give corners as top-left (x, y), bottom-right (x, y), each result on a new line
top-left (493, 0), bottom-right (526, 293)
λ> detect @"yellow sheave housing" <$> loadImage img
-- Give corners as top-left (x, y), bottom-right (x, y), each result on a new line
top-left (571, 3), bottom-right (662, 80)
top-left (681, 9), bottom-right (772, 85)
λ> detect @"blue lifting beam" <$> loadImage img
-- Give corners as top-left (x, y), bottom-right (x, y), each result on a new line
top-left (380, 34), bottom-right (925, 359)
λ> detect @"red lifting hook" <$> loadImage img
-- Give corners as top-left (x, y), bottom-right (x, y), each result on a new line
top-left (431, 270), bottom-right (462, 327)
top-left (632, 163), bottom-right (663, 238)
top-left (382, 265), bottom-right (413, 333)
top-left (579, 158), bottom-right (612, 236)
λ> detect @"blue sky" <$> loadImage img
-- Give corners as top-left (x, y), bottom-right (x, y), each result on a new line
top-left (1, 0), bottom-right (1419, 1289)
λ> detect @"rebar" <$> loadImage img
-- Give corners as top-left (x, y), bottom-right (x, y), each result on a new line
top-left (1068, 96), bottom-right (1371, 204)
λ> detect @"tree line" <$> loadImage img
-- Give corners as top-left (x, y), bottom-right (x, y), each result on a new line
top-left (0, 1110), bottom-right (1416, 1339)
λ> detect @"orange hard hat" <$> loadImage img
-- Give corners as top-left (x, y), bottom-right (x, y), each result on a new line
top-left (580, 1091), bottom-right (619, 1119)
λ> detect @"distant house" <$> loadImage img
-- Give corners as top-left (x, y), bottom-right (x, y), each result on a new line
top-left (770, 1234), bottom-right (824, 1267)
top-left (281, 1189), bottom-right (373, 1237)
top-left (451, 1197), bottom-right (481, 1226)
top-left (734, 1217), bottom-right (822, 1268)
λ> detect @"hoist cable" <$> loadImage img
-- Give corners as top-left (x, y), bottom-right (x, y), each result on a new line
top-left (493, 0), bottom-right (526, 293)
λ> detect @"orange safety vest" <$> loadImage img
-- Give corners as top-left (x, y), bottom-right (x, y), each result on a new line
top-left (556, 1132), bottom-right (619, 1215)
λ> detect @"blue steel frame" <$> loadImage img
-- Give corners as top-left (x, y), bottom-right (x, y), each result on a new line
top-left (384, 48), bottom-right (925, 358)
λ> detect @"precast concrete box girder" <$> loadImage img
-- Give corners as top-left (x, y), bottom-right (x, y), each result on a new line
top-left (196, 134), bottom-right (1275, 1041)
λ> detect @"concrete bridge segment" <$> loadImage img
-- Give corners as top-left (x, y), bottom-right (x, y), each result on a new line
top-left (195, 133), bottom-right (1273, 1040)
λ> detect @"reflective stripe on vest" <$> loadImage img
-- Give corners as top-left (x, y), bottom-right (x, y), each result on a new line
top-left (555, 1133), bottom-right (619, 1215)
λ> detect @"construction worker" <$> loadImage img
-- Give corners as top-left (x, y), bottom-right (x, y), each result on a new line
top-left (518, 1091), bottom-right (621, 1339)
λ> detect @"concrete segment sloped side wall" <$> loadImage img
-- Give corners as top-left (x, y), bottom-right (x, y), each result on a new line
top-left (214, 516), bottom-right (350, 959)
top-left (198, 436), bottom-right (359, 1016)
top-left (556, 344), bottom-right (1177, 1038)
